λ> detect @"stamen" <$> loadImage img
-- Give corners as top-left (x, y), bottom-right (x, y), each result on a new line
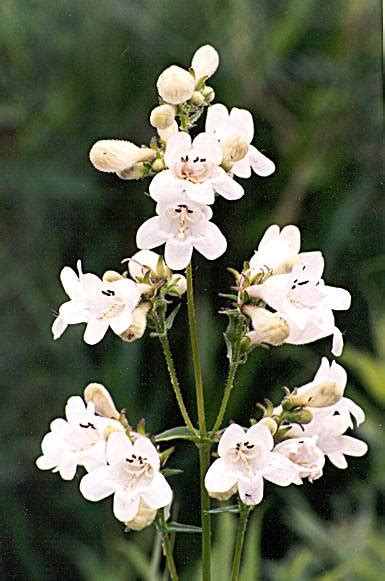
top-left (101, 289), bottom-right (115, 296)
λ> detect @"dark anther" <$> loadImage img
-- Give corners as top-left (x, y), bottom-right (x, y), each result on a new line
top-left (298, 280), bottom-right (309, 286)
top-left (102, 289), bottom-right (115, 296)
top-left (79, 422), bottom-right (96, 429)
top-left (187, 208), bottom-right (193, 214)
top-left (175, 208), bottom-right (182, 213)
top-left (178, 204), bottom-right (188, 208)
top-left (126, 458), bottom-right (134, 463)
top-left (245, 492), bottom-right (251, 497)
top-left (193, 156), bottom-right (199, 163)
top-left (200, 158), bottom-right (206, 162)
top-left (244, 443), bottom-right (255, 449)
top-left (132, 454), bottom-right (136, 459)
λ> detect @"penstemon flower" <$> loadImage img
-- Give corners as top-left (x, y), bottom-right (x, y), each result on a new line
top-left (136, 198), bottom-right (227, 270)
top-left (52, 260), bottom-right (141, 345)
top-left (205, 423), bottom-right (299, 505)
top-left (205, 103), bottom-right (275, 177)
top-left (149, 132), bottom-right (244, 205)
top-left (274, 436), bottom-right (325, 483)
top-left (80, 431), bottom-right (172, 524)
top-left (36, 395), bottom-right (123, 480)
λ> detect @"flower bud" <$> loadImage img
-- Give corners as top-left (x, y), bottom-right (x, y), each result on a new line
top-left (285, 409), bottom-right (313, 425)
top-left (202, 86), bottom-right (215, 103)
top-left (128, 250), bottom-right (171, 281)
top-left (157, 121), bottom-right (179, 143)
top-left (84, 383), bottom-right (120, 420)
top-left (151, 158), bottom-right (165, 172)
top-left (150, 104), bottom-right (176, 129)
top-left (208, 483), bottom-right (237, 502)
top-left (259, 417), bottom-right (278, 435)
top-left (119, 302), bottom-right (151, 342)
top-left (103, 270), bottom-right (123, 283)
top-left (125, 500), bottom-right (157, 531)
top-left (157, 65), bottom-right (195, 105)
top-left (191, 45), bottom-right (219, 82)
top-left (191, 91), bottom-right (205, 106)
top-left (89, 140), bottom-right (155, 173)
top-left (221, 135), bottom-right (249, 163)
top-left (289, 381), bottom-right (342, 408)
top-left (117, 162), bottom-right (147, 180)
top-left (243, 306), bottom-right (289, 346)
top-left (169, 274), bottom-right (187, 296)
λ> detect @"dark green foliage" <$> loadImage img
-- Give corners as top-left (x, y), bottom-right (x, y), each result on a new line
top-left (0, 0), bottom-right (382, 579)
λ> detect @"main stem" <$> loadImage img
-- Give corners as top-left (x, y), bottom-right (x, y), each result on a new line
top-left (186, 263), bottom-right (211, 581)
top-left (231, 502), bottom-right (251, 581)
top-left (157, 331), bottom-right (197, 437)
top-left (212, 316), bottom-right (244, 433)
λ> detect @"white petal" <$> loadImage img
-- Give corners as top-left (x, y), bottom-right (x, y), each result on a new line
top-left (112, 278), bottom-right (141, 310)
top-left (331, 327), bottom-right (344, 357)
top-left (36, 455), bottom-right (57, 471)
top-left (58, 301), bottom-right (88, 324)
top-left (136, 217), bottom-right (168, 250)
top-left (65, 396), bottom-right (87, 424)
top-left (323, 286), bottom-right (351, 310)
top-left (52, 317), bottom-right (68, 340)
top-left (59, 454), bottom-right (78, 480)
top-left (232, 157), bottom-right (252, 179)
top-left (262, 452), bottom-right (299, 486)
top-left (164, 132), bottom-right (192, 167)
top-left (327, 451), bottom-right (348, 469)
top-left (205, 103), bottom-right (229, 135)
top-left (204, 458), bottom-right (238, 493)
top-left (80, 466), bottom-right (116, 500)
top-left (149, 171), bottom-right (185, 202)
top-left (295, 252), bottom-right (325, 280)
top-left (245, 423), bottom-right (274, 451)
top-left (193, 222), bottom-right (227, 261)
top-left (193, 133), bottom-right (222, 165)
top-left (229, 108), bottom-right (254, 143)
top-left (210, 169), bottom-right (244, 200)
top-left (106, 431), bottom-right (133, 465)
top-left (141, 473), bottom-right (173, 509)
top-left (183, 181), bottom-right (216, 205)
top-left (84, 319), bottom-right (109, 345)
top-left (218, 424), bottom-right (246, 456)
top-left (113, 490), bottom-right (140, 523)
top-left (340, 435), bottom-right (368, 457)
top-left (128, 250), bottom-right (160, 279)
top-left (248, 145), bottom-right (275, 177)
top-left (255, 274), bottom-right (292, 311)
top-left (238, 474), bottom-right (264, 505)
top-left (191, 45), bottom-right (219, 81)
top-left (280, 225), bottom-right (301, 255)
top-left (164, 239), bottom-right (193, 270)
top-left (134, 437), bottom-right (160, 471)
top-left (60, 266), bottom-right (80, 298)
top-left (109, 310), bottom-right (133, 335)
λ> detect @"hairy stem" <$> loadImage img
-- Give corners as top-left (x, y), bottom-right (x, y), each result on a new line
top-left (186, 262), bottom-right (211, 581)
top-left (157, 511), bottom-right (178, 580)
top-left (231, 502), bottom-right (251, 581)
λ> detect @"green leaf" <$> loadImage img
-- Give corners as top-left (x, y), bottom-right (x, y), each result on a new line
top-left (206, 504), bottom-right (240, 514)
top-left (165, 303), bottom-right (181, 330)
top-left (165, 522), bottom-right (202, 534)
top-left (155, 426), bottom-right (197, 442)
top-left (161, 468), bottom-right (184, 477)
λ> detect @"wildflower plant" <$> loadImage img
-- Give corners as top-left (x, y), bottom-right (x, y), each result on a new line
top-left (37, 45), bottom-right (367, 580)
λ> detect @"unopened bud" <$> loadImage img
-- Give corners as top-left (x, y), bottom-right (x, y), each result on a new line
top-left (202, 86), bottom-right (215, 103)
top-left (191, 45), bottom-right (219, 82)
top-left (259, 417), bottom-right (277, 435)
top-left (151, 158), bottom-right (165, 172)
top-left (128, 250), bottom-right (171, 281)
top-left (286, 409), bottom-right (313, 425)
top-left (119, 302), bottom-right (151, 342)
top-left (89, 140), bottom-right (155, 173)
top-left (150, 104), bottom-right (176, 129)
top-left (243, 306), bottom-right (289, 346)
top-left (290, 381), bottom-right (342, 408)
top-left (157, 65), bottom-right (195, 105)
top-left (125, 500), bottom-right (157, 531)
top-left (221, 135), bottom-right (249, 163)
top-left (157, 120), bottom-right (179, 143)
top-left (103, 270), bottom-right (123, 283)
top-left (84, 383), bottom-right (120, 420)
top-left (221, 160), bottom-right (234, 172)
top-left (117, 162), bottom-right (147, 180)
top-left (191, 91), bottom-right (205, 106)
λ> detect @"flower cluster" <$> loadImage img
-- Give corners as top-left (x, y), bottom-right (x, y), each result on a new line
top-left (36, 383), bottom-right (172, 529)
top-left (205, 358), bottom-right (367, 505)
top-left (88, 44), bottom-right (275, 271)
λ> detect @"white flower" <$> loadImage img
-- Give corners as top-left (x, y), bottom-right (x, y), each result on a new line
top-left (247, 253), bottom-right (351, 356)
top-left (150, 104), bottom-right (176, 130)
top-left (157, 65), bottom-right (195, 105)
top-left (249, 224), bottom-right (307, 275)
top-left (205, 103), bottom-right (275, 178)
top-left (204, 423), bottom-right (299, 506)
top-left (80, 432), bottom-right (172, 523)
top-left (191, 44), bottom-right (219, 82)
top-left (149, 132), bottom-right (244, 205)
top-left (84, 383), bottom-right (120, 420)
top-left (274, 436), bottom-right (325, 483)
top-left (289, 357), bottom-right (345, 408)
top-left (243, 306), bottom-right (289, 346)
top-left (136, 199), bottom-right (227, 270)
top-left (288, 414), bottom-right (368, 470)
top-left (36, 396), bottom-right (123, 480)
top-left (89, 139), bottom-right (155, 173)
top-left (52, 260), bottom-right (141, 345)
top-left (128, 249), bottom-right (186, 292)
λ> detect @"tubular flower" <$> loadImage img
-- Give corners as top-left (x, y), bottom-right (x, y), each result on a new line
top-left (36, 396), bottom-right (123, 480)
top-left (136, 199), bottom-right (227, 270)
top-left (52, 260), bottom-right (141, 345)
top-left (205, 423), bottom-right (299, 506)
top-left (274, 436), bottom-right (325, 483)
top-left (84, 383), bottom-right (120, 420)
top-left (247, 253), bottom-right (351, 356)
top-left (205, 103), bottom-right (275, 177)
top-left (149, 132), bottom-right (244, 205)
top-left (89, 139), bottom-right (155, 173)
top-left (80, 432), bottom-right (172, 524)
top-left (191, 44), bottom-right (219, 82)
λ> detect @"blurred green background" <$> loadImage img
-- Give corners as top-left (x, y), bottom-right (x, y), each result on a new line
top-left (1, 0), bottom-right (383, 579)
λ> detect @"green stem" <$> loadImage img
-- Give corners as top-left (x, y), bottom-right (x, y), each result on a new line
top-left (157, 511), bottom-right (178, 580)
top-left (212, 316), bottom-right (244, 433)
top-left (186, 263), bottom-right (211, 581)
top-left (157, 331), bottom-right (197, 438)
top-left (231, 502), bottom-right (251, 581)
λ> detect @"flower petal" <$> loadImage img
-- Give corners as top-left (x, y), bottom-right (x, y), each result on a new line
top-left (79, 466), bottom-right (116, 500)
top-left (262, 452), bottom-right (299, 486)
top-left (59, 453), bottom-right (78, 480)
top-left (164, 239), bottom-right (193, 270)
top-left (109, 309), bottom-right (133, 335)
top-left (149, 171), bottom-right (185, 202)
top-left (136, 217), bottom-right (168, 250)
top-left (340, 435), bottom-right (368, 457)
top-left (238, 474), bottom-right (264, 505)
top-left (248, 145), bottom-right (275, 176)
top-left (59, 301), bottom-right (88, 324)
top-left (65, 396), bottom-right (87, 424)
top-left (323, 286), bottom-right (351, 310)
top-left (60, 266), bottom-right (80, 298)
top-left (245, 423), bottom-right (274, 451)
top-left (106, 431), bottom-right (133, 465)
top-left (210, 168), bottom-right (244, 200)
top-left (83, 319), bottom-right (109, 345)
top-left (193, 221), bottom-right (227, 261)
top-left (205, 103), bottom-right (229, 135)
top-left (113, 490), bottom-right (140, 523)
top-left (331, 327), bottom-right (344, 357)
top-left (204, 458), bottom-right (238, 493)
top-left (229, 108), bottom-right (254, 143)
top-left (164, 132), bottom-right (192, 167)
top-left (193, 133), bottom-right (222, 165)
top-left (52, 317), bottom-right (68, 340)
top-left (134, 437), bottom-right (160, 471)
top-left (218, 424), bottom-right (246, 456)
top-left (232, 156), bottom-right (252, 179)
top-left (141, 473), bottom-right (173, 509)
top-left (327, 451), bottom-right (348, 469)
